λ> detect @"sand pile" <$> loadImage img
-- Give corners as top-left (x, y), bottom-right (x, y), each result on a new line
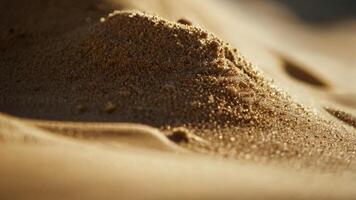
top-left (0, 10), bottom-right (355, 170)
top-left (2, 10), bottom-right (264, 125)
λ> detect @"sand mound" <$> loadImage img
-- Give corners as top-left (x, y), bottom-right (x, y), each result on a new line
top-left (80, 10), bottom-right (266, 126)
top-left (0, 10), bottom-right (355, 170)
top-left (1, 10), bottom-right (264, 125)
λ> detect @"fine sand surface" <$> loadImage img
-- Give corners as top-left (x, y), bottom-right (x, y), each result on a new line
top-left (1, 0), bottom-right (356, 199)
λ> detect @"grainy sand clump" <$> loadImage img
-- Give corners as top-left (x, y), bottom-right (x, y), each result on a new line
top-left (0, 10), bottom-right (355, 170)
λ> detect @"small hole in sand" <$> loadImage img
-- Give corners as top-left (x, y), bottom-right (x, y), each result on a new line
top-left (167, 128), bottom-right (189, 143)
top-left (177, 18), bottom-right (192, 26)
top-left (325, 107), bottom-right (356, 128)
top-left (282, 58), bottom-right (328, 88)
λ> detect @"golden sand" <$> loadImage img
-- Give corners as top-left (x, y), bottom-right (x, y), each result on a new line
top-left (1, 0), bottom-right (356, 199)
top-left (1, 10), bottom-right (355, 170)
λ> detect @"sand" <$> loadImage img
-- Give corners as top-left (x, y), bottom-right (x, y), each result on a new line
top-left (1, 0), bottom-right (356, 199)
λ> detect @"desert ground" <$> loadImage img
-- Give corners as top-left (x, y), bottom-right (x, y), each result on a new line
top-left (0, 0), bottom-right (356, 199)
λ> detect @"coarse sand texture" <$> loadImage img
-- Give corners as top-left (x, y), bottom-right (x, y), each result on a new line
top-left (0, 10), bottom-right (355, 171)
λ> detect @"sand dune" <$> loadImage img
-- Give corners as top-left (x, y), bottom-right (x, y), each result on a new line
top-left (1, 0), bottom-right (356, 199)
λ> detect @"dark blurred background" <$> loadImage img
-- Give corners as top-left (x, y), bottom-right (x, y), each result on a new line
top-left (274, 0), bottom-right (356, 24)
